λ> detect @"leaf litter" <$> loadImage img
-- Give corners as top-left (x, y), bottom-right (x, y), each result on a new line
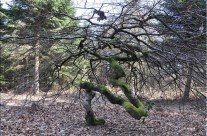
top-left (0, 92), bottom-right (206, 136)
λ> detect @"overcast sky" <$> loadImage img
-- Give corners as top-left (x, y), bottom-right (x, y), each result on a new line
top-left (0, 0), bottom-right (115, 24)
top-left (1, 0), bottom-right (101, 16)
top-left (1, 0), bottom-right (148, 16)
top-left (1, 0), bottom-right (157, 22)
top-left (1, 0), bottom-right (12, 8)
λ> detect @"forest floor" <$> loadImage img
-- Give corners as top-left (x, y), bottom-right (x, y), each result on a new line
top-left (0, 91), bottom-right (206, 136)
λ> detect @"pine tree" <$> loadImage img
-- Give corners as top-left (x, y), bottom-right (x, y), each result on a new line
top-left (160, 0), bottom-right (206, 100)
top-left (4, 0), bottom-right (77, 93)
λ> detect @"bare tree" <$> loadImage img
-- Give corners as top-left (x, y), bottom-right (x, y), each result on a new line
top-left (1, 0), bottom-right (206, 125)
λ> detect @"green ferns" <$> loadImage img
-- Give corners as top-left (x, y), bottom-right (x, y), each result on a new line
top-left (80, 59), bottom-right (147, 125)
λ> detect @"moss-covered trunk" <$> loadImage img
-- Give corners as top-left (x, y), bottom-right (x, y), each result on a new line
top-left (83, 89), bottom-right (105, 126)
top-left (80, 59), bottom-right (148, 125)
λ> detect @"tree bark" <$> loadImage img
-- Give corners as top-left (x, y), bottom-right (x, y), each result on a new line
top-left (34, 35), bottom-right (40, 94)
top-left (83, 89), bottom-right (105, 126)
top-left (80, 59), bottom-right (147, 126)
top-left (183, 63), bottom-right (193, 101)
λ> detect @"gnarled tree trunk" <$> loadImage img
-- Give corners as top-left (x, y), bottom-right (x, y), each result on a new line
top-left (80, 59), bottom-right (148, 126)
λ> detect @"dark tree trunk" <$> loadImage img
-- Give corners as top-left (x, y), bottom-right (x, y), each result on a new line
top-left (183, 63), bottom-right (193, 101)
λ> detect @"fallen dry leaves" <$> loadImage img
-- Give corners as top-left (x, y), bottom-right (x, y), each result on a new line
top-left (0, 92), bottom-right (206, 136)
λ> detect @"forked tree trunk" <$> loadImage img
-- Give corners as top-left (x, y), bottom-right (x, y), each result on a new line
top-left (34, 35), bottom-right (40, 94)
top-left (183, 63), bottom-right (193, 101)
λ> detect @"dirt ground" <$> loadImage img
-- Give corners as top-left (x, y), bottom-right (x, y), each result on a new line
top-left (0, 92), bottom-right (206, 136)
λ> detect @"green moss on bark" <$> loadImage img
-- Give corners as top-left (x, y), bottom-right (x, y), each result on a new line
top-left (111, 79), bottom-right (140, 108)
top-left (80, 59), bottom-right (148, 125)
top-left (109, 58), bottom-right (126, 79)
top-left (80, 81), bottom-right (125, 105)
top-left (122, 101), bottom-right (147, 120)
top-left (81, 81), bottom-right (148, 121)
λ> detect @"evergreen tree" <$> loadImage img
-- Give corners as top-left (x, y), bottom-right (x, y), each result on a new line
top-left (0, 3), bottom-right (14, 90)
top-left (2, 0), bottom-right (78, 93)
top-left (159, 0), bottom-right (206, 100)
